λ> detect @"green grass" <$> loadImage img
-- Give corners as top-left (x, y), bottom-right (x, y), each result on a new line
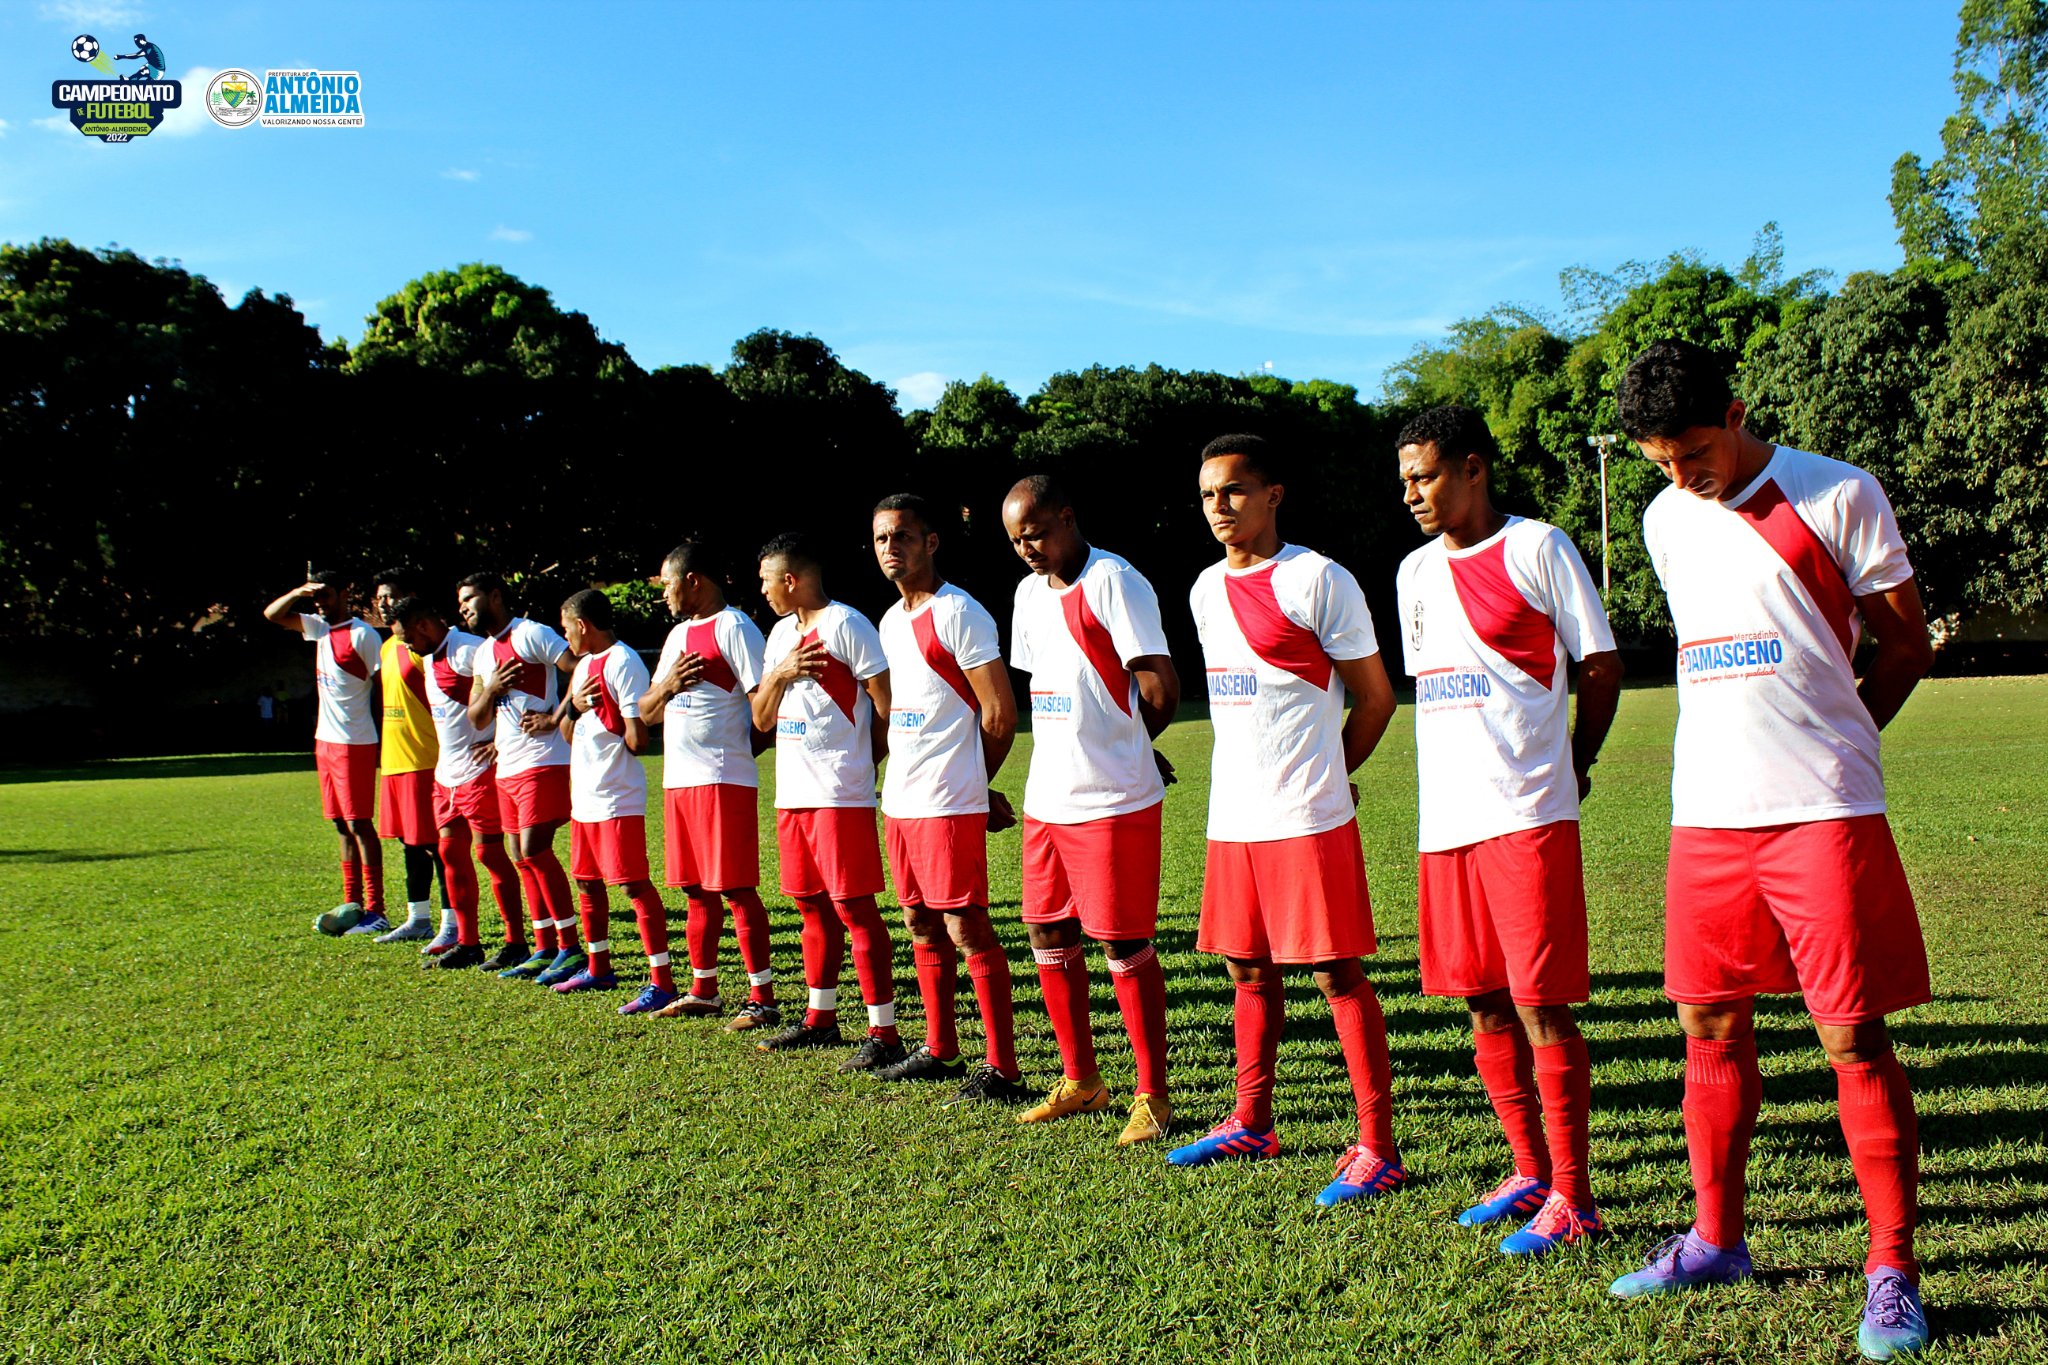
top-left (2, 679), bottom-right (2044, 1364)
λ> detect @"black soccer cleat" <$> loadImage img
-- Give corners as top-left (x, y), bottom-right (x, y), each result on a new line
top-left (432, 943), bottom-right (486, 970)
top-left (756, 1020), bottom-right (845, 1053)
top-left (838, 1034), bottom-right (909, 1074)
top-left (482, 941), bottom-right (530, 972)
top-left (872, 1044), bottom-right (967, 1083)
top-left (946, 1062), bottom-right (1034, 1107)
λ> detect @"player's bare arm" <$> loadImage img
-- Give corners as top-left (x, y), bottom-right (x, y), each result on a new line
top-left (467, 657), bottom-right (517, 732)
top-left (1570, 649), bottom-right (1625, 798)
top-left (748, 638), bottom-right (828, 732)
top-left (639, 651), bottom-right (708, 723)
top-left (864, 671), bottom-right (891, 764)
top-left (262, 581), bottom-right (323, 632)
top-left (1131, 652), bottom-right (1181, 786)
top-left (1333, 651), bottom-right (1397, 775)
top-left (1855, 578), bottom-right (1936, 730)
top-left (965, 658), bottom-right (1018, 830)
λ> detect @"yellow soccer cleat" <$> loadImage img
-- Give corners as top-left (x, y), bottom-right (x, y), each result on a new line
top-left (1117, 1092), bottom-right (1173, 1146)
top-left (1016, 1075), bottom-right (1110, 1124)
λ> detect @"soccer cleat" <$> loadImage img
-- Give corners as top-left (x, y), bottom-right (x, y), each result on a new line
top-left (1859, 1267), bottom-right (1929, 1360)
top-left (1118, 1093), bottom-right (1173, 1146)
top-left (533, 949), bottom-right (587, 987)
top-left (872, 1045), bottom-right (966, 1083)
top-left (725, 1001), bottom-right (782, 1032)
top-left (483, 941), bottom-right (531, 973)
top-left (343, 913), bottom-right (392, 936)
top-left (433, 943), bottom-right (486, 970)
top-left (1017, 1076), bottom-right (1111, 1125)
top-left (838, 1035), bottom-right (909, 1074)
top-left (1315, 1144), bottom-right (1409, 1207)
top-left (498, 948), bottom-right (553, 980)
top-left (618, 985), bottom-right (678, 1016)
top-left (314, 903), bottom-right (364, 936)
top-left (650, 994), bottom-right (723, 1019)
top-left (946, 1062), bottom-right (1033, 1106)
top-left (551, 968), bottom-right (618, 994)
top-left (1608, 1229), bottom-right (1754, 1298)
top-left (1166, 1117), bottom-right (1281, 1167)
top-left (1499, 1191), bottom-right (1604, 1255)
top-left (422, 924), bottom-right (460, 956)
top-left (756, 1020), bottom-right (844, 1052)
top-left (1458, 1173), bottom-right (1552, 1227)
top-left (375, 917), bottom-right (435, 944)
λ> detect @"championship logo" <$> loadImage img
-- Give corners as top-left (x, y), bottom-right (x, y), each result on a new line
top-left (204, 69), bottom-right (262, 129)
top-left (1410, 598), bottom-right (1425, 652)
top-left (51, 32), bottom-right (180, 142)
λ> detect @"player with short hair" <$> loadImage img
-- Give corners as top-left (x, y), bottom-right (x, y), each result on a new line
top-left (1172, 434), bottom-right (1409, 1207)
top-left (749, 533), bottom-right (905, 1072)
top-left (1000, 475), bottom-right (1180, 1145)
top-left (387, 595), bottom-right (522, 971)
top-left (369, 567), bottom-right (448, 945)
top-left (263, 570), bottom-right (386, 935)
top-left (638, 541), bottom-right (779, 1023)
top-left (867, 494), bottom-right (1031, 1104)
top-left (1607, 340), bottom-right (1935, 1362)
top-left (1394, 405), bottom-right (1624, 1254)
top-left (458, 572), bottom-right (587, 983)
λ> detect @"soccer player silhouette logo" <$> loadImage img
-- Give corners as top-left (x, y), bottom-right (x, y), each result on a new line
top-left (117, 34), bottom-right (165, 81)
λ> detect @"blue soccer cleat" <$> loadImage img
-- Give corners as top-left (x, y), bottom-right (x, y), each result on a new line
top-left (1315, 1143), bottom-right (1408, 1206)
top-left (551, 968), bottom-right (617, 994)
top-left (1500, 1191), bottom-right (1604, 1256)
top-left (1858, 1267), bottom-right (1929, 1360)
top-left (533, 949), bottom-right (587, 987)
top-left (1166, 1116), bottom-right (1281, 1167)
top-left (1609, 1228), bottom-right (1754, 1298)
top-left (618, 984), bottom-right (678, 1016)
top-left (343, 913), bottom-right (391, 936)
top-left (498, 948), bottom-right (553, 980)
top-left (1458, 1173), bottom-right (1551, 1227)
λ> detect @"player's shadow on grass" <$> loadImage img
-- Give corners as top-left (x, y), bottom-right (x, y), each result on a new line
top-left (0, 847), bottom-right (215, 863)
top-left (0, 753), bottom-right (316, 785)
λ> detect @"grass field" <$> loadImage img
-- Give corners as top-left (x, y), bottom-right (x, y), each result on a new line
top-left (2, 679), bottom-right (2044, 1364)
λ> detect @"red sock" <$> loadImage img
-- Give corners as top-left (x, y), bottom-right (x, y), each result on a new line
top-left (1034, 943), bottom-right (1097, 1081)
top-left (1835, 1051), bottom-right (1919, 1277)
top-left (1685, 1034), bottom-right (1762, 1248)
top-left (478, 836), bottom-right (521, 942)
top-left (360, 849), bottom-right (386, 916)
top-left (797, 894), bottom-right (844, 1027)
top-left (1233, 976), bottom-right (1284, 1133)
top-left (1534, 1035), bottom-right (1593, 1209)
top-left (340, 856), bottom-right (363, 906)
top-left (685, 891), bottom-right (724, 997)
top-left (1107, 943), bottom-right (1169, 1097)
top-left (967, 948), bottom-right (1018, 1077)
top-left (1329, 979), bottom-right (1397, 1158)
top-left (578, 886), bottom-right (611, 975)
top-left (836, 895), bottom-right (898, 1042)
top-left (1475, 1026), bottom-right (1549, 1182)
top-left (515, 860), bottom-right (554, 950)
top-left (438, 829), bottom-right (481, 945)
top-left (914, 939), bottom-right (960, 1060)
top-left (630, 887), bottom-right (674, 992)
top-left (727, 889), bottom-right (775, 1003)
top-left (530, 848), bottom-right (578, 950)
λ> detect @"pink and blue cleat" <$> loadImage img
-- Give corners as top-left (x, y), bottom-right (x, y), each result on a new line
top-left (1609, 1228), bottom-right (1753, 1297)
top-left (1458, 1173), bottom-right (1551, 1227)
top-left (1315, 1144), bottom-right (1408, 1206)
top-left (1166, 1116), bottom-right (1280, 1167)
top-left (1499, 1192), bottom-right (1604, 1255)
top-left (619, 984), bottom-right (678, 1016)
top-left (1858, 1267), bottom-right (1929, 1360)
top-left (551, 968), bottom-right (618, 994)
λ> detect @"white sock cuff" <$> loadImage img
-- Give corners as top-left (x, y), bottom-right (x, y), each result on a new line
top-left (867, 1000), bottom-right (896, 1029)
top-left (809, 986), bottom-right (838, 1012)
top-left (693, 968), bottom-right (719, 980)
top-left (747, 968), bottom-right (775, 987)
top-left (1033, 944), bottom-right (1082, 967)
top-left (648, 951), bottom-right (671, 967)
top-left (554, 917), bottom-right (577, 931)
top-left (587, 939), bottom-right (610, 954)
top-left (407, 900), bottom-right (433, 918)
top-left (1108, 944), bottom-right (1157, 974)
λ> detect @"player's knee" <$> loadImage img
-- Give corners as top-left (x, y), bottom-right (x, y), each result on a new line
top-left (1816, 1018), bottom-right (1891, 1065)
top-left (1310, 958), bottom-right (1365, 996)
top-left (1466, 989), bottom-right (1519, 1036)
top-left (1517, 1003), bottom-right (1579, 1048)
top-left (1025, 918), bottom-right (1081, 951)
top-left (1677, 999), bottom-right (1753, 1041)
top-left (332, 818), bottom-right (353, 838)
top-left (1225, 955), bottom-right (1277, 985)
top-left (1103, 936), bottom-right (1151, 960)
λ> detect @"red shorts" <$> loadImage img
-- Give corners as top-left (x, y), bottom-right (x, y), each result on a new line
top-left (1198, 821), bottom-right (1377, 964)
top-left (377, 769), bottom-right (437, 845)
top-left (885, 814), bottom-right (989, 911)
top-left (1021, 803), bottom-right (1163, 940)
top-left (1417, 821), bottom-right (1588, 1005)
top-left (777, 807), bottom-right (884, 900)
top-left (495, 764), bottom-right (570, 833)
top-left (1664, 814), bottom-right (1930, 1026)
top-left (433, 772), bottom-right (503, 836)
top-left (664, 783), bottom-right (760, 891)
top-left (571, 816), bottom-right (652, 886)
top-left (315, 740), bottom-right (378, 822)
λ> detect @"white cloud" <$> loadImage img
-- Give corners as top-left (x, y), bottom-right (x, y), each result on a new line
top-left (0, 119), bottom-right (9, 138)
top-left (41, 0), bottom-right (145, 23)
top-left (489, 226), bottom-right (533, 243)
top-left (152, 67), bottom-right (216, 136)
top-left (442, 168), bottom-right (481, 182)
top-left (33, 115), bottom-right (71, 133)
top-left (894, 371), bottom-right (948, 410)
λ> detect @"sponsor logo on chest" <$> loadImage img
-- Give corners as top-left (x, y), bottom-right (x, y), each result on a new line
top-left (1206, 668), bottom-right (1258, 705)
top-left (1677, 632), bottom-right (1784, 684)
top-left (1029, 691), bottom-right (1074, 718)
top-left (1414, 666), bottom-right (1492, 711)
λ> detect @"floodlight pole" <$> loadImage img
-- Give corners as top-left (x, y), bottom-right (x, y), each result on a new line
top-left (1586, 434), bottom-right (1623, 599)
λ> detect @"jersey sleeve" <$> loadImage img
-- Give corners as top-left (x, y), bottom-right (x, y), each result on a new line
top-left (1833, 469), bottom-right (1915, 596)
top-left (300, 615), bottom-right (331, 644)
top-left (1098, 567), bottom-right (1171, 665)
top-left (358, 624), bottom-right (382, 675)
top-left (449, 638), bottom-right (478, 677)
top-left (1529, 528), bottom-right (1617, 661)
top-left (1009, 578), bottom-right (1036, 673)
top-left (519, 619), bottom-right (571, 667)
top-left (728, 614), bottom-right (766, 692)
top-left (948, 596), bottom-right (1003, 671)
top-left (1188, 579), bottom-right (1209, 650)
top-left (838, 611), bottom-right (889, 682)
top-left (1394, 558), bottom-right (1420, 677)
top-left (609, 646), bottom-right (650, 713)
top-left (1312, 560), bottom-right (1379, 661)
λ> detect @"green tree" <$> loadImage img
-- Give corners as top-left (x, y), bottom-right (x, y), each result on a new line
top-left (347, 263), bottom-right (638, 384)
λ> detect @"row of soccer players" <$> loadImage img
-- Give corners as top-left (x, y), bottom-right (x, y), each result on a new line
top-left (266, 341), bottom-right (1935, 1360)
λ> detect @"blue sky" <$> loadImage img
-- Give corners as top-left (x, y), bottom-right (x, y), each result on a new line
top-left (2, 1), bottom-right (1961, 408)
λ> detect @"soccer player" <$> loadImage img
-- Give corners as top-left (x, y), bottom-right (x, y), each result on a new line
top-left (1000, 475), bottom-right (1179, 1145)
top-left (387, 595), bottom-right (522, 972)
top-left (749, 532), bottom-right (904, 1072)
top-left (1171, 434), bottom-right (1408, 1207)
top-left (458, 572), bottom-right (587, 983)
top-left (1606, 341), bottom-right (1935, 1361)
top-left (263, 570), bottom-right (386, 935)
top-left (638, 542), bottom-right (778, 1023)
top-left (867, 494), bottom-right (1030, 1104)
top-left (1393, 406), bottom-right (1623, 1254)
top-left (369, 567), bottom-right (447, 945)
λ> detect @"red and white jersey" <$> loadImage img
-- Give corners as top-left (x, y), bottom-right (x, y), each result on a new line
top-left (653, 607), bottom-right (766, 790)
top-left (301, 615), bottom-right (381, 746)
top-left (485, 617), bottom-right (572, 778)
top-left (570, 642), bottom-right (652, 821)
top-left (1011, 548), bottom-right (1171, 823)
top-left (1397, 516), bottom-right (1616, 852)
top-left (1190, 543), bottom-right (1379, 842)
top-left (1645, 445), bottom-right (1915, 829)
top-left (763, 601), bottom-right (889, 810)
top-left (424, 628), bottom-right (495, 790)
top-left (880, 583), bottom-right (1003, 819)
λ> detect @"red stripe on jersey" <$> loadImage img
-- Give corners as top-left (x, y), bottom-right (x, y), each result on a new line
top-left (492, 635), bottom-right (548, 699)
top-left (395, 645), bottom-right (430, 708)
top-left (686, 618), bottom-right (738, 693)
top-left (1446, 539), bottom-right (1556, 689)
top-left (432, 651), bottom-right (472, 705)
top-left (1062, 584), bottom-right (1132, 717)
top-left (913, 608), bottom-right (978, 712)
top-left (801, 629), bottom-right (859, 721)
top-left (590, 659), bottom-right (625, 736)
top-left (1223, 564), bottom-right (1331, 691)
top-left (1732, 479), bottom-right (1858, 658)
top-left (328, 623), bottom-right (370, 681)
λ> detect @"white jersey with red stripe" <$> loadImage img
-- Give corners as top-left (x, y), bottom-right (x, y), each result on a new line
top-left (301, 615), bottom-right (381, 745)
top-left (763, 601), bottom-right (889, 810)
top-left (1644, 445), bottom-right (1914, 829)
top-left (569, 642), bottom-right (651, 821)
top-left (1397, 516), bottom-right (1617, 852)
top-left (424, 628), bottom-right (495, 790)
top-left (1011, 547), bottom-right (1171, 823)
top-left (653, 606), bottom-right (766, 789)
top-left (879, 582), bottom-right (1002, 819)
top-left (1190, 543), bottom-right (1380, 842)
top-left (486, 617), bottom-right (572, 778)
